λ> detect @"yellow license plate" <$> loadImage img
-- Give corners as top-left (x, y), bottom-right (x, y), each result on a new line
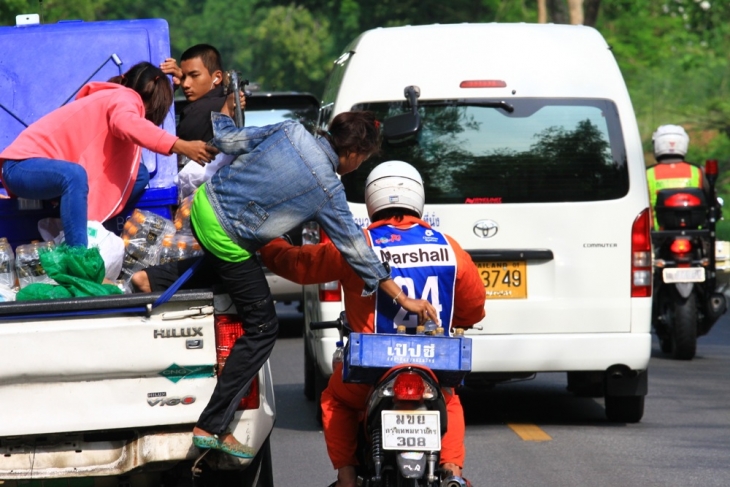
top-left (477, 261), bottom-right (527, 299)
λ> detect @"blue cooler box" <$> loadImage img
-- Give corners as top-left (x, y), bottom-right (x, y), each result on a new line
top-left (0, 19), bottom-right (178, 244)
top-left (343, 332), bottom-right (472, 387)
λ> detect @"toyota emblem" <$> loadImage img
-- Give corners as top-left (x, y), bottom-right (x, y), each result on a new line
top-left (473, 220), bottom-right (498, 238)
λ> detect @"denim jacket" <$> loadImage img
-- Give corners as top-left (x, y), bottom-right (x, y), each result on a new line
top-left (208, 113), bottom-right (389, 295)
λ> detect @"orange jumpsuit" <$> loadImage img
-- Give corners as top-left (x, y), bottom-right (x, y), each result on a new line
top-left (260, 216), bottom-right (486, 470)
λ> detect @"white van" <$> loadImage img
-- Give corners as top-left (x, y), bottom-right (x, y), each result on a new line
top-left (303, 23), bottom-right (652, 423)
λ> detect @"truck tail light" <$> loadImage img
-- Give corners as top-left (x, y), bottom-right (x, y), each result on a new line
top-left (215, 314), bottom-right (260, 410)
top-left (631, 209), bottom-right (652, 297)
top-left (319, 280), bottom-right (342, 302)
top-left (308, 227), bottom-right (342, 302)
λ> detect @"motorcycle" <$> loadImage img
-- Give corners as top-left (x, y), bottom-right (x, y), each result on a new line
top-left (651, 159), bottom-right (727, 360)
top-left (311, 312), bottom-right (472, 487)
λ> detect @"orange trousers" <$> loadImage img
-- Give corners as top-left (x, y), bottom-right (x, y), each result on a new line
top-left (321, 363), bottom-right (466, 470)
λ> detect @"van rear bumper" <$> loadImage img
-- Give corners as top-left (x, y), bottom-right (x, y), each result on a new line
top-left (468, 332), bottom-right (652, 372)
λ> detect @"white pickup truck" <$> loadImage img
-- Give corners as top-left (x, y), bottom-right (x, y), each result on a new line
top-left (0, 17), bottom-right (275, 486)
top-left (0, 289), bottom-right (275, 487)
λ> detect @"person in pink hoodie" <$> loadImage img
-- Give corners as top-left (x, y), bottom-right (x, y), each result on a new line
top-left (0, 61), bottom-right (216, 248)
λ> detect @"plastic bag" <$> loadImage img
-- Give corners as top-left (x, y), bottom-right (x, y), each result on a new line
top-left (175, 152), bottom-right (234, 199)
top-left (16, 245), bottom-right (122, 301)
top-left (17, 283), bottom-right (72, 301)
top-left (0, 284), bottom-right (17, 302)
top-left (38, 218), bottom-right (125, 281)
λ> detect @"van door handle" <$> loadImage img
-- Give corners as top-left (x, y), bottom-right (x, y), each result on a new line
top-left (467, 249), bottom-right (554, 261)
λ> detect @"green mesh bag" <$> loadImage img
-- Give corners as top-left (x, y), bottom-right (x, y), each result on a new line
top-left (16, 245), bottom-right (122, 301)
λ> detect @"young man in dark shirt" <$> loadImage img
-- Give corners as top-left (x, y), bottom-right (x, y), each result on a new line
top-left (161, 44), bottom-right (242, 141)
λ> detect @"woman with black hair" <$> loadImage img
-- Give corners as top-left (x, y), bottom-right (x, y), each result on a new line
top-left (0, 61), bottom-right (215, 247)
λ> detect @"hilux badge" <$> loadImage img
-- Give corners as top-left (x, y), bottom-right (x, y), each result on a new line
top-left (473, 220), bottom-right (498, 238)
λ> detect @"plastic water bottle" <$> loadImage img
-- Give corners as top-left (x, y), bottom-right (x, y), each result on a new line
top-left (158, 236), bottom-right (175, 265)
top-left (0, 239), bottom-right (15, 289)
top-left (176, 239), bottom-right (189, 261)
top-left (423, 320), bottom-right (438, 334)
top-left (332, 340), bottom-right (345, 370)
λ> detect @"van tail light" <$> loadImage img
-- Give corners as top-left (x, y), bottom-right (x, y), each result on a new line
top-left (665, 193), bottom-right (702, 207)
top-left (460, 80), bottom-right (507, 88)
top-left (393, 372), bottom-right (426, 401)
top-left (670, 238), bottom-right (692, 255)
top-left (631, 209), bottom-right (652, 297)
top-left (215, 314), bottom-right (260, 410)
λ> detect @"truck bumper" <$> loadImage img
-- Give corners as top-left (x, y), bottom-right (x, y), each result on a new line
top-left (0, 410), bottom-right (274, 480)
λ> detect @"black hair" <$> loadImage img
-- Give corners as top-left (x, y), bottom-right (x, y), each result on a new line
top-left (181, 44), bottom-right (223, 75)
top-left (317, 111), bottom-right (381, 158)
top-left (109, 62), bottom-right (173, 126)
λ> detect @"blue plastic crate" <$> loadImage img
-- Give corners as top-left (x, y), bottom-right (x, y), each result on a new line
top-left (343, 332), bottom-right (472, 387)
top-left (0, 197), bottom-right (59, 249)
top-left (104, 186), bottom-right (178, 235)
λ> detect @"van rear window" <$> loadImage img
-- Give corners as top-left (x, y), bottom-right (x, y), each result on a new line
top-left (344, 98), bottom-right (629, 204)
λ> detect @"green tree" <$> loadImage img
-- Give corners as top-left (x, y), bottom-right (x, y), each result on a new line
top-left (248, 4), bottom-right (332, 92)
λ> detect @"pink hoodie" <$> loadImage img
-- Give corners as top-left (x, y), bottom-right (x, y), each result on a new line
top-left (0, 82), bottom-right (178, 221)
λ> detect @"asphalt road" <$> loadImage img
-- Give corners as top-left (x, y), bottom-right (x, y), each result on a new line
top-left (269, 303), bottom-right (730, 487)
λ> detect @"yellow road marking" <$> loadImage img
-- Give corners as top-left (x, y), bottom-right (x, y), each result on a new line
top-left (507, 423), bottom-right (552, 442)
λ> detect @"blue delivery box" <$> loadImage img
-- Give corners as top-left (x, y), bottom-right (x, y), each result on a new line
top-left (343, 332), bottom-right (472, 387)
top-left (0, 18), bottom-right (178, 245)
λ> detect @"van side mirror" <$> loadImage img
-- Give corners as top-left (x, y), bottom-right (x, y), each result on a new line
top-left (382, 85), bottom-right (421, 145)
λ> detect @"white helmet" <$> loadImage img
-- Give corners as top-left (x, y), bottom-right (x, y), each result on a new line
top-left (365, 160), bottom-right (425, 219)
top-left (652, 124), bottom-right (689, 159)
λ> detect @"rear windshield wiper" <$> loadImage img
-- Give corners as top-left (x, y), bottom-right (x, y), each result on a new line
top-left (468, 100), bottom-right (515, 113)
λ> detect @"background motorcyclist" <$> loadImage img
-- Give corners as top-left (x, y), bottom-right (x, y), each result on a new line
top-left (646, 124), bottom-right (709, 229)
top-left (260, 160), bottom-right (485, 487)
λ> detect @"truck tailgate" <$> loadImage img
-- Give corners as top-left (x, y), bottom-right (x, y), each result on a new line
top-left (0, 291), bottom-right (219, 436)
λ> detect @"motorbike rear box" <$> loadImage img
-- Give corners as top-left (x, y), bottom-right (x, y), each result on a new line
top-left (654, 188), bottom-right (708, 230)
top-left (343, 332), bottom-right (472, 387)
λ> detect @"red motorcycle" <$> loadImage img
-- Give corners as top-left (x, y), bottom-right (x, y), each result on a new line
top-left (311, 313), bottom-right (471, 487)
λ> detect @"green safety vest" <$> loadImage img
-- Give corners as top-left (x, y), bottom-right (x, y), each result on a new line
top-left (646, 162), bottom-right (703, 229)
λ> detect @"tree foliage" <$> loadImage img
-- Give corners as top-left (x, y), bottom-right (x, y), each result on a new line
top-left (1, 0), bottom-right (729, 229)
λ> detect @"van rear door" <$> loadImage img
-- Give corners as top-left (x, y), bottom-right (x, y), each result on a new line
top-left (344, 98), bottom-right (635, 334)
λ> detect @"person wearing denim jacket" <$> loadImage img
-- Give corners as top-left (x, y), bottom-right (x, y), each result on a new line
top-left (132, 108), bottom-right (438, 458)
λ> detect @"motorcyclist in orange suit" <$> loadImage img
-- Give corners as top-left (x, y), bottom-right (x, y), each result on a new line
top-left (260, 160), bottom-right (485, 487)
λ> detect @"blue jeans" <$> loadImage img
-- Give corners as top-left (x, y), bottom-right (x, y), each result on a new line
top-left (2, 159), bottom-right (150, 247)
top-left (121, 163), bottom-right (150, 217)
top-left (2, 158), bottom-right (89, 247)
